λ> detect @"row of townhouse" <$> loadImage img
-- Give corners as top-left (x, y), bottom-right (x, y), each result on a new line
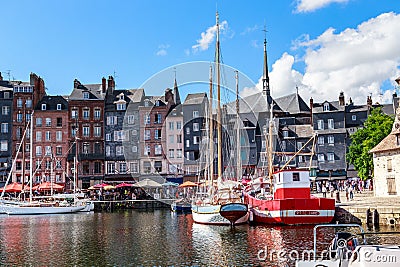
top-left (1, 69), bottom-right (399, 188)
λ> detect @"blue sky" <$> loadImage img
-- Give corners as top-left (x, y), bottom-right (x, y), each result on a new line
top-left (1, 0), bottom-right (399, 104)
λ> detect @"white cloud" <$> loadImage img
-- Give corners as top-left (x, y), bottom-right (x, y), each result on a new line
top-left (242, 12), bottom-right (400, 105)
top-left (241, 24), bottom-right (260, 35)
top-left (156, 44), bottom-right (170, 56)
top-left (295, 0), bottom-right (350, 13)
top-left (192, 20), bottom-right (229, 52)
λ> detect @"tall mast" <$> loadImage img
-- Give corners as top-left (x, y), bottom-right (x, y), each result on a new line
top-left (262, 26), bottom-right (270, 97)
top-left (29, 112), bottom-right (33, 203)
top-left (235, 70), bottom-right (241, 180)
top-left (216, 11), bottom-right (223, 179)
top-left (268, 105), bottom-right (274, 181)
top-left (208, 65), bottom-right (214, 183)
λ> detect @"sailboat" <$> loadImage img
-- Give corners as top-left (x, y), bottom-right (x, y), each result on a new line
top-left (2, 113), bottom-right (85, 215)
top-left (243, 102), bottom-right (335, 225)
top-left (191, 12), bottom-right (249, 225)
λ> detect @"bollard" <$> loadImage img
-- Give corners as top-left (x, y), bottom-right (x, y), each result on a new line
top-left (373, 209), bottom-right (380, 226)
top-left (366, 208), bottom-right (372, 225)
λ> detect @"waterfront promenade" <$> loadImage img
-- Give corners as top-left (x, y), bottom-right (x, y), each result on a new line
top-left (313, 190), bottom-right (400, 225)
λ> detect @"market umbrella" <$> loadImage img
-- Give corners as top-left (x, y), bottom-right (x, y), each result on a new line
top-left (103, 185), bottom-right (115, 190)
top-left (35, 182), bottom-right (64, 192)
top-left (115, 182), bottom-right (135, 188)
top-left (178, 181), bottom-right (197, 188)
top-left (133, 179), bottom-right (162, 188)
top-left (93, 183), bottom-right (111, 189)
top-left (0, 182), bottom-right (30, 193)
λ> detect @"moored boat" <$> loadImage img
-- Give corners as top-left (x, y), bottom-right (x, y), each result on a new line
top-left (219, 203), bottom-right (248, 225)
top-left (171, 198), bottom-right (192, 213)
top-left (245, 169), bottom-right (335, 225)
top-left (3, 202), bottom-right (85, 215)
top-left (191, 11), bottom-right (248, 225)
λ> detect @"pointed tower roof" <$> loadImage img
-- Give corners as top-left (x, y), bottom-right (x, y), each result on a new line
top-left (262, 31), bottom-right (270, 99)
top-left (173, 76), bottom-right (181, 105)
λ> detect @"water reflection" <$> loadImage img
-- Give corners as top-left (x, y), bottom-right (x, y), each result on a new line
top-left (0, 211), bottom-right (399, 266)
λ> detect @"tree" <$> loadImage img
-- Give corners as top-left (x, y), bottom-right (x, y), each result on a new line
top-left (347, 107), bottom-right (394, 180)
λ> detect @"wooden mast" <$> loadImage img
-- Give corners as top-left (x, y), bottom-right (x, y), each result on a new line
top-left (209, 65), bottom-right (214, 184)
top-left (216, 11), bottom-right (223, 179)
top-left (235, 70), bottom-right (241, 181)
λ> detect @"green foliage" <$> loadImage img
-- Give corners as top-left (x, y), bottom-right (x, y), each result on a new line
top-left (347, 107), bottom-right (394, 180)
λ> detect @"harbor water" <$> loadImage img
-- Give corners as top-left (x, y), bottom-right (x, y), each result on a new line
top-left (0, 210), bottom-right (399, 266)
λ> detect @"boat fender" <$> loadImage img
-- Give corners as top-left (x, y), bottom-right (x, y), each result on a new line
top-left (249, 210), bottom-right (254, 222)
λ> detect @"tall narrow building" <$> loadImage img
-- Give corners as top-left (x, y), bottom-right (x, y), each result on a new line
top-left (11, 73), bottom-right (46, 183)
top-left (67, 78), bottom-right (105, 189)
top-left (104, 75), bottom-right (145, 183)
top-left (0, 73), bottom-right (13, 184)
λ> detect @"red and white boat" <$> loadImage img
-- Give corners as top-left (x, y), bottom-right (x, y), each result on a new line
top-left (244, 169), bottom-right (335, 225)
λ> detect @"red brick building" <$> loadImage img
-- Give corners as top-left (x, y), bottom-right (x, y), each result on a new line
top-left (33, 96), bottom-right (69, 186)
top-left (67, 78), bottom-right (105, 189)
top-left (11, 73), bottom-right (46, 183)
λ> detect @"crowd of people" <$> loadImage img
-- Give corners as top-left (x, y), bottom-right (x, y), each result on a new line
top-left (315, 178), bottom-right (373, 202)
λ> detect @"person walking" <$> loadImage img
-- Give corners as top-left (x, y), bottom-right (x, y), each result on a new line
top-left (322, 183), bottom-right (327, 198)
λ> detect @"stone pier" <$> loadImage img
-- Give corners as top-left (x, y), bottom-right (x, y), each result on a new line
top-left (314, 191), bottom-right (400, 226)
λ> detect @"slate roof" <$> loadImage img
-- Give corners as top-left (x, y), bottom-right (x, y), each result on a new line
top-left (275, 93), bottom-right (310, 114)
top-left (312, 100), bottom-right (345, 113)
top-left (69, 83), bottom-right (105, 100)
top-left (35, 95), bottom-right (68, 110)
top-left (183, 93), bottom-right (207, 105)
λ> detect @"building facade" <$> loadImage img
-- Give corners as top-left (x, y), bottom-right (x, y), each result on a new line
top-left (33, 96), bottom-right (69, 185)
top-left (67, 78), bottom-right (105, 189)
top-left (182, 93), bottom-right (207, 181)
top-left (11, 73), bottom-right (46, 183)
top-left (104, 76), bottom-right (144, 182)
top-left (139, 88), bottom-right (176, 179)
top-left (0, 73), bottom-right (13, 183)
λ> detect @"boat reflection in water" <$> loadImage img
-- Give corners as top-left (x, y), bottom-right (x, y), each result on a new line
top-left (1, 210), bottom-right (400, 266)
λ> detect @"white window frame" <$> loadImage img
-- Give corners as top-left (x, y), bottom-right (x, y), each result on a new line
top-left (317, 120), bottom-right (324, 130)
top-left (328, 119), bottom-right (334, 129)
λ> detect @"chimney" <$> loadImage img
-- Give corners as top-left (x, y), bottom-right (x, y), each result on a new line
top-left (0, 72), bottom-right (2, 81)
top-left (339, 92), bottom-right (345, 106)
top-left (349, 97), bottom-right (353, 105)
top-left (74, 79), bottom-right (80, 89)
top-left (30, 72), bottom-right (38, 86)
top-left (107, 76), bottom-right (115, 92)
top-left (367, 96), bottom-right (372, 107)
top-left (309, 97), bottom-right (313, 125)
top-left (102, 77), bottom-right (106, 93)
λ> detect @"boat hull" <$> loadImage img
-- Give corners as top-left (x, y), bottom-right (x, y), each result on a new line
top-left (192, 204), bottom-right (249, 225)
top-left (3, 205), bottom-right (85, 215)
top-left (171, 202), bottom-right (192, 213)
top-left (219, 203), bottom-right (248, 224)
top-left (246, 194), bottom-right (335, 225)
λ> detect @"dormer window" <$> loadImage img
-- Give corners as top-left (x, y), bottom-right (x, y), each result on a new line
top-left (57, 104), bottom-right (62, 110)
top-left (283, 130), bottom-right (289, 138)
top-left (116, 103), bottom-right (126, 111)
top-left (83, 92), bottom-right (89, 99)
top-left (323, 103), bottom-right (330, 111)
top-left (119, 94), bottom-right (124, 100)
top-left (352, 115), bottom-right (356, 121)
top-left (41, 104), bottom-right (47, 110)
top-left (155, 100), bottom-right (160, 107)
top-left (144, 100), bottom-right (149, 107)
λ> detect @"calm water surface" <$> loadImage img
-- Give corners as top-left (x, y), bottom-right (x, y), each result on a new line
top-left (0, 210), bottom-right (399, 266)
